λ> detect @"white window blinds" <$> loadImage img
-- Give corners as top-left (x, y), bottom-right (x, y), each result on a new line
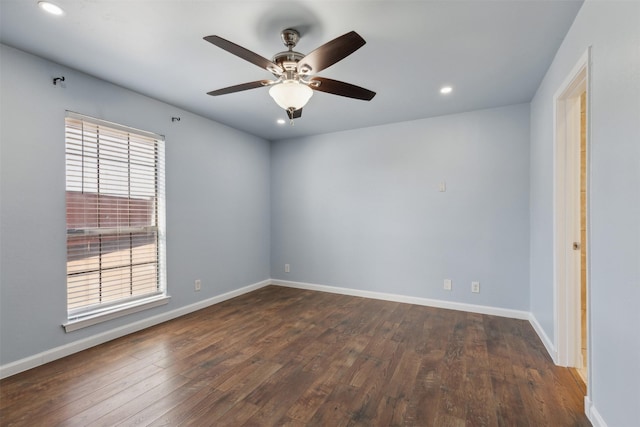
top-left (65, 112), bottom-right (166, 319)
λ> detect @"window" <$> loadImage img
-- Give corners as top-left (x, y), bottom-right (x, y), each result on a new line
top-left (64, 112), bottom-right (167, 331)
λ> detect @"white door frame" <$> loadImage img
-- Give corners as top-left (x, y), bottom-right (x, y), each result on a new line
top-left (553, 48), bottom-right (590, 370)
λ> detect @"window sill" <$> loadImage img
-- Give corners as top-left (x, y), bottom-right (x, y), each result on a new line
top-left (63, 295), bottom-right (170, 332)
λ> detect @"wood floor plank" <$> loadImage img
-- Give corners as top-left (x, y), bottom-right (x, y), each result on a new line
top-left (0, 285), bottom-right (591, 426)
top-left (0, 349), bottom-right (142, 412)
top-left (462, 313), bottom-right (500, 427)
top-left (145, 386), bottom-right (224, 427)
top-left (113, 377), bottom-right (213, 426)
top-left (285, 345), bottom-right (357, 423)
top-left (57, 367), bottom-right (179, 426)
top-left (406, 348), bottom-right (444, 425)
top-left (306, 382), bottom-right (359, 427)
top-left (86, 373), bottom-right (192, 427)
top-left (0, 355), bottom-right (148, 423)
top-left (241, 364), bottom-right (317, 425)
top-left (484, 316), bottom-right (531, 427)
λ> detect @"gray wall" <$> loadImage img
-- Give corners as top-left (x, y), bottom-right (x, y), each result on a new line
top-left (271, 104), bottom-right (530, 310)
top-left (0, 45), bottom-right (271, 365)
top-left (529, 1), bottom-right (640, 425)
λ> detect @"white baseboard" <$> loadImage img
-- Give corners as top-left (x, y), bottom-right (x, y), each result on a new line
top-left (528, 312), bottom-right (558, 363)
top-left (585, 396), bottom-right (608, 427)
top-left (272, 279), bottom-right (530, 320)
top-left (0, 279), bottom-right (271, 379)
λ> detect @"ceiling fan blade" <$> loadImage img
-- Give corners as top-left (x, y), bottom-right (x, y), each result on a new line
top-left (207, 80), bottom-right (272, 96)
top-left (297, 31), bottom-right (366, 75)
top-left (286, 108), bottom-right (303, 119)
top-left (309, 77), bottom-right (376, 101)
top-left (204, 35), bottom-right (283, 74)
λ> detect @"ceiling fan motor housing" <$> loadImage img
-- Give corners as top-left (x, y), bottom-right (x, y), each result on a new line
top-left (272, 51), bottom-right (305, 77)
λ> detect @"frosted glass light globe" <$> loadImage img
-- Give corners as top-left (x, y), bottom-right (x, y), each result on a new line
top-left (269, 81), bottom-right (313, 110)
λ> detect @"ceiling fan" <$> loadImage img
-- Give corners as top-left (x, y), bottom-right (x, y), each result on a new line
top-left (204, 29), bottom-right (376, 121)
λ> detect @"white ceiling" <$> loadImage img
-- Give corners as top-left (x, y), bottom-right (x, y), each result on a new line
top-left (0, 0), bottom-right (583, 141)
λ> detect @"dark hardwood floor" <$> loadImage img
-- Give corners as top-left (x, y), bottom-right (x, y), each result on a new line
top-left (0, 285), bottom-right (590, 426)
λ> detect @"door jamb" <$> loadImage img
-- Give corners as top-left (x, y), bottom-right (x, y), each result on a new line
top-left (553, 49), bottom-right (590, 370)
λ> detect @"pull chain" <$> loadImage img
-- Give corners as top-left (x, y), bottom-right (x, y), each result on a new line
top-left (288, 108), bottom-right (295, 126)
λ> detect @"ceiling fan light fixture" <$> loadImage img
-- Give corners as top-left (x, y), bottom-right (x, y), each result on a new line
top-left (269, 80), bottom-right (313, 111)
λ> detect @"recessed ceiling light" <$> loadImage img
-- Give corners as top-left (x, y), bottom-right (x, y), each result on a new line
top-left (440, 86), bottom-right (453, 94)
top-left (277, 118), bottom-right (286, 125)
top-left (38, 1), bottom-right (64, 16)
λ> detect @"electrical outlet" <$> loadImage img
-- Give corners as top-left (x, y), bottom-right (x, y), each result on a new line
top-left (195, 279), bottom-right (201, 291)
top-left (285, 264), bottom-right (290, 273)
top-left (444, 279), bottom-right (452, 290)
top-left (471, 281), bottom-right (480, 293)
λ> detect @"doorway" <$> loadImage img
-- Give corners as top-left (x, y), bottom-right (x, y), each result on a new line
top-left (578, 90), bottom-right (587, 383)
top-left (553, 49), bottom-right (589, 387)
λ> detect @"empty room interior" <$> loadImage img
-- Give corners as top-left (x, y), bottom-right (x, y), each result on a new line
top-left (0, 1), bottom-right (638, 426)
